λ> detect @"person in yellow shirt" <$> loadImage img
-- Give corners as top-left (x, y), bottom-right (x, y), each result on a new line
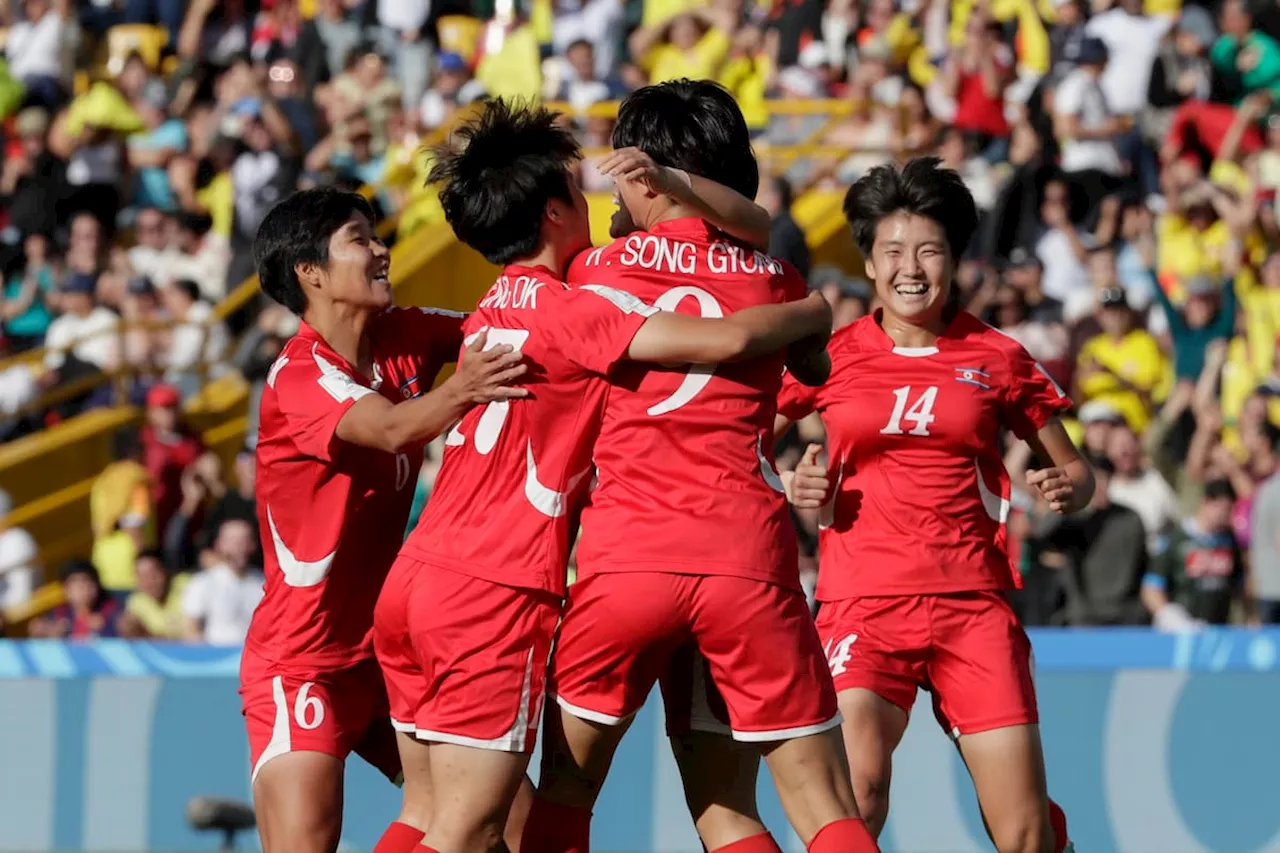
top-left (629, 6), bottom-right (736, 85)
top-left (119, 549), bottom-right (191, 639)
top-left (1076, 286), bottom-right (1168, 433)
top-left (90, 429), bottom-right (156, 595)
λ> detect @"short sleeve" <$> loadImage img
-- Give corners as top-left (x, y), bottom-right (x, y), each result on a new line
top-left (547, 285), bottom-right (658, 376)
top-left (268, 345), bottom-right (375, 462)
top-left (778, 369), bottom-right (820, 421)
top-left (1053, 72), bottom-right (1084, 115)
top-left (1001, 342), bottom-right (1071, 440)
top-left (181, 572), bottom-right (210, 620)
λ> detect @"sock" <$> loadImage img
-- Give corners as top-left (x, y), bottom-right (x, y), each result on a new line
top-left (1048, 799), bottom-right (1069, 853)
top-left (373, 822), bottom-right (424, 853)
top-left (710, 831), bottom-right (784, 853)
top-left (807, 818), bottom-right (880, 853)
top-left (519, 795), bottom-right (592, 853)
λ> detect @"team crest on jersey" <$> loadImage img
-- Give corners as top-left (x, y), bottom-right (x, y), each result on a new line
top-left (400, 375), bottom-right (422, 399)
top-left (954, 367), bottom-right (991, 390)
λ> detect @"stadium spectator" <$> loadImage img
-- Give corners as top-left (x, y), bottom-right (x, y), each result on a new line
top-left (158, 278), bottom-right (230, 395)
top-left (1075, 286), bottom-right (1166, 433)
top-left (0, 488), bottom-right (39, 621)
top-left (1253, 458), bottom-right (1280, 623)
top-left (1, 232), bottom-right (56, 352)
top-left (140, 383), bottom-right (204, 535)
top-left (30, 559), bottom-right (121, 639)
top-left (1105, 424), bottom-right (1181, 554)
top-left (760, 175), bottom-right (811, 280)
top-left (1143, 478), bottom-right (1245, 628)
top-left (1023, 455), bottom-right (1149, 626)
top-left (119, 549), bottom-right (190, 639)
top-left (181, 518), bottom-right (263, 645)
top-left (90, 428), bottom-right (155, 596)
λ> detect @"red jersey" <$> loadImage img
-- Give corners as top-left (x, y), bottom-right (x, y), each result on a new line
top-left (246, 307), bottom-right (464, 672)
top-left (400, 265), bottom-right (655, 596)
top-left (565, 218), bottom-right (807, 589)
top-left (777, 310), bottom-right (1070, 600)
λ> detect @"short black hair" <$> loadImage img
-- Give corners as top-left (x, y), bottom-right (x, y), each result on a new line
top-left (111, 426), bottom-right (143, 460)
top-left (613, 79), bottom-right (759, 200)
top-left (254, 187), bottom-right (376, 315)
top-left (60, 558), bottom-right (99, 583)
top-left (428, 98), bottom-right (582, 266)
top-left (843, 156), bottom-right (979, 258)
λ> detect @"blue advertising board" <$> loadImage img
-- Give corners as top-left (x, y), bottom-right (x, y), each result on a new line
top-left (1, 629), bottom-right (1278, 853)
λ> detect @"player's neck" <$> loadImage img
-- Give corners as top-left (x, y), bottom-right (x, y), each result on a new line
top-left (879, 312), bottom-right (944, 349)
top-left (303, 304), bottom-right (374, 372)
top-left (648, 202), bottom-right (698, 229)
top-left (510, 244), bottom-right (564, 278)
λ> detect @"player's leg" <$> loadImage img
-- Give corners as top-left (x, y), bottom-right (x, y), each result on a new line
top-left (371, 559), bottom-right (433, 853)
top-left (834, 689), bottom-right (908, 838)
top-left (525, 572), bottom-right (688, 853)
top-left (928, 592), bottom-right (1064, 853)
top-left (253, 752), bottom-right (346, 853)
top-left (241, 657), bottom-right (357, 853)
top-left (689, 577), bottom-right (878, 853)
top-left (814, 596), bottom-right (925, 837)
top-left (661, 644), bottom-right (779, 853)
top-left (409, 565), bottom-right (562, 853)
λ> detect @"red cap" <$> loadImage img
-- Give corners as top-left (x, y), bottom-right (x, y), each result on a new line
top-left (145, 384), bottom-right (181, 409)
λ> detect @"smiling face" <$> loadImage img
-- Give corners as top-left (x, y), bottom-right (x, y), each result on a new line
top-left (864, 211), bottom-right (953, 328)
top-left (305, 212), bottom-right (393, 310)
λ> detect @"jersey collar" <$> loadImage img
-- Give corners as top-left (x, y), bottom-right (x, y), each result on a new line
top-left (862, 307), bottom-right (971, 356)
top-left (645, 217), bottom-right (720, 241)
top-left (503, 263), bottom-right (565, 285)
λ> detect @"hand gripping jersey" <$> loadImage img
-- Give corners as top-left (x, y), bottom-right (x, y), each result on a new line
top-left (399, 264), bottom-right (657, 595)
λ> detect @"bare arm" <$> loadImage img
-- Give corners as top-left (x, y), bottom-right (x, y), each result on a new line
top-left (627, 292), bottom-right (832, 364)
top-left (335, 334), bottom-right (527, 454)
top-left (628, 20), bottom-right (667, 63)
top-left (1024, 418), bottom-right (1096, 513)
top-left (785, 338), bottom-right (832, 386)
top-left (600, 148), bottom-right (771, 250)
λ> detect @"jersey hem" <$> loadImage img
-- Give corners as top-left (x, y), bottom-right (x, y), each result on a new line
top-left (816, 580), bottom-right (1011, 601)
top-left (577, 559), bottom-right (802, 592)
top-left (240, 639), bottom-right (374, 674)
top-left (398, 549), bottom-right (567, 599)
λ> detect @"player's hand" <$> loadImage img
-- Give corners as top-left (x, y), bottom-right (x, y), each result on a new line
top-left (1026, 467), bottom-right (1075, 514)
top-left (450, 329), bottom-right (531, 405)
top-left (786, 444), bottom-right (832, 509)
top-left (599, 147), bottom-right (691, 200)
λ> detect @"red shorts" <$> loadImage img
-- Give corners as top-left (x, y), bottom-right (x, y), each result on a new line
top-left (240, 654), bottom-right (400, 783)
top-left (550, 572), bottom-right (840, 742)
top-left (374, 557), bottom-right (561, 753)
top-left (815, 591), bottom-right (1038, 736)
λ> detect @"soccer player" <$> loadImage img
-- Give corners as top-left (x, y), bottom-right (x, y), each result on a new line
top-left (372, 98), bottom-right (833, 853)
top-left (244, 188), bottom-right (532, 853)
top-left (777, 158), bottom-right (1092, 853)
top-left (526, 79), bottom-right (879, 853)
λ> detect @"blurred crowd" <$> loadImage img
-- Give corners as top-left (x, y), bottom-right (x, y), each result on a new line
top-left (3, 0), bottom-right (1280, 637)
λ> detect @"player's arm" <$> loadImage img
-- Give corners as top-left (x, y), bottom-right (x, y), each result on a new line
top-left (600, 147), bottom-right (771, 250)
top-left (626, 291), bottom-right (832, 364)
top-left (336, 332), bottom-right (527, 454)
top-left (1023, 419), bottom-right (1095, 514)
top-left (785, 338), bottom-right (831, 386)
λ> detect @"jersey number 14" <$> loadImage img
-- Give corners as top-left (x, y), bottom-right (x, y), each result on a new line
top-left (880, 385), bottom-right (939, 437)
